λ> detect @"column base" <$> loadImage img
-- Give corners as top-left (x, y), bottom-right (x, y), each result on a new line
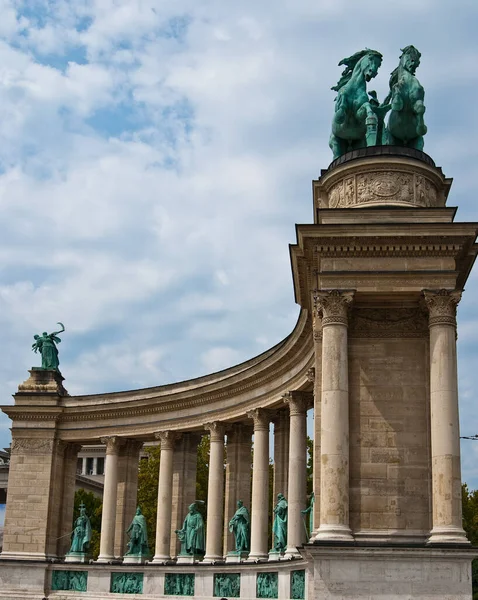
top-left (225, 551), bottom-right (248, 563)
top-left (96, 554), bottom-right (115, 563)
top-left (151, 554), bottom-right (172, 564)
top-left (427, 527), bottom-right (470, 545)
top-left (123, 554), bottom-right (149, 564)
top-left (313, 524), bottom-right (354, 542)
top-left (202, 554), bottom-right (224, 564)
top-left (284, 546), bottom-right (302, 559)
top-left (245, 552), bottom-right (269, 563)
top-left (176, 554), bottom-right (204, 564)
top-left (65, 552), bottom-right (89, 563)
top-left (268, 550), bottom-right (283, 561)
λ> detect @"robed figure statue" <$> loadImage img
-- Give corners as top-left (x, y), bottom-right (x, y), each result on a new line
top-left (125, 507), bottom-right (149, 556)
top-left (69, 503), bottom-right (92, 554)
top-left (175, 503), bottom-right (205, 556)
top-left (228, 500), bottom-right (250, 552)
top-left (32, 322), bottom-right (65, 371)
top-left (272, 493), bottom-right (288, 552)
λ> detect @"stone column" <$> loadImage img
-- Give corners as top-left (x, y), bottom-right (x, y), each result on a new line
top-left (153, 431), bottom-right (178, 563)
top-left (204, 422), bottom-right (226, 561)
top-left (170, 433), bottom-right (201, 557)
top-left (247, 409), bottom-right (270, 560)
top-left (307, 364), bottom-right (320, 540)
top-left (81, 457), bottom-right (87, 475)
top-left (284, 392), bottom-right (309, 557)
top-left (93, 457), bottom-right (98, 475)
top-left (424, 290), bottom-right (468, 544)
top-left (114, 439), bottom-right (143, 557)
top-left (272, 410), bottom-right (289, 502)
top-left (97, 436), bottom-right (122, 562)
top-left (223, 424), bottom-right (253, 555)
top-left (314, 290), bottom-right (354, 541)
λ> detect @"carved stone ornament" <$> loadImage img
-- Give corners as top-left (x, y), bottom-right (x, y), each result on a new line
top-left (155, 430), bottom-right (180, 450)
top-left (318, 165), bottom-right (443, 210)
top-left (313, 290), bottom-right (354, 326)
top-left (283, 392), bottom-right (308, 416)
top-left (100, 436), bottom-right (124, 455)
top-left (11, 437), bottom-right (55, 454)
top-left (423, 289), bottom-right (461, 327)
top-left (204, 421), bottom-right (226, 441)
top-left (306, 367), bottom-right (316, 382)
top-left (17, 368), bottom-right (68, 396)
top-left (349, 307), bottom-right (428, 338)
top-left (246, 408), bottom-right (270, 431)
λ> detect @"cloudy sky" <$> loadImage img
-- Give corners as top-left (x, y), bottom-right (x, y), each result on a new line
top-left (1, 1), bottom-right (478, 487)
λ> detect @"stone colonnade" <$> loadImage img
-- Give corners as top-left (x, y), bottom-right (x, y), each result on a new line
top-left (311, 288), bottom-right (468, 545)
top-left (94, 394), bottom-right (311, 564)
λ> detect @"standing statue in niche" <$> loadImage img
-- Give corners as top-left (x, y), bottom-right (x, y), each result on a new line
top-left (301, 492), bottom-right (315, 538)
top-left (32, 322), bottom-right (65, 371)
top-left (385, 45), bottom-right (427, 150)
top-left (175, 503), bottom-right (205, 556)
top-left (125, 506), bottom-right (149, 556)
top-left (228, 499), bottom-right (250, 553)
top-left (272, 493), bottom-right (288, 552)
top-left (329, 49), bottom-right (389, 159)
top-left (68, 503), bottom-right (92, 555)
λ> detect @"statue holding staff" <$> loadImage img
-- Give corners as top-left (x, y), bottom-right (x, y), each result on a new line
top-left (32, 322), bottom-right (65, 371)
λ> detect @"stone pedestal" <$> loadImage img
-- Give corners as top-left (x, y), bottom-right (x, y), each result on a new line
top-left (64, 551), bottom-right (89, 563)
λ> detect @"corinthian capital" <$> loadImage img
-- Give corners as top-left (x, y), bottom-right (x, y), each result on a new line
top-left (204, 422), bottom-right (226, 442)
top-left (423, 289), bottom-right (461, 328)
top-left (313, 290), bottom-right (355, 327)
top-left (155, 430), bottom-right (180, 450)
top-left (100, 436), bottom-right (124, 455)
top-left (247, 408), bottom-right (270, 431)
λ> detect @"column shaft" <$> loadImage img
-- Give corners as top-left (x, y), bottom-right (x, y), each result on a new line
top-left (284, 393), bottom-right (308, 556)
top-left (314, 290), bottom-right (354, 541)
top-left (204, 423), bottom-right (225, 561)
top-left (248, 409), bottom-right (270, 560)
top-left (97, 437), bottom-right (121, 562)
top-left (425, 290), bottom-right (468, 544)
top-left (153, 431), bottom-right (177, 562)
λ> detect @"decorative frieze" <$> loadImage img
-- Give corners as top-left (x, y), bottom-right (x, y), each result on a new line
top-left (423, 289), bottom-right (461, 327)
top-left (214, 573), bottom-right (240, 598)
top-left (257, 572), bottom-right (278, 599)
top-left (349, 307), bottom-right (428, 338)
top-left (290, 570), bottom-right (306, 600)
top-left (111, 572), bottom-right (143, 594)
top-left (51, 570), bottom-right (88, 592)
top-left (165, 573), bottom-right (195, 596)
top-left (11, 437), bottom-right (55, 454)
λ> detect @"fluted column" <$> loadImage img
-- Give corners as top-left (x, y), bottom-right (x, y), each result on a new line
top-left (314, 290), bottom-right (354, 541)
top-left (204, 423), bottom-right (226, 562)
top-left (152, 431), bottom-right (179, 563)
top-left (424, 290), bottom-right (468, 544)
top-left (284, 392), bottom-right (309, 557)
top-left (247, 409), bottom-right (270, 560)
top-left (97, 436), bottom-right (122, 562)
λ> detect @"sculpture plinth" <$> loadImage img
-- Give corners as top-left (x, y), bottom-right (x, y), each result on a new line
top-left (17, 368), bottom-right (68, 397)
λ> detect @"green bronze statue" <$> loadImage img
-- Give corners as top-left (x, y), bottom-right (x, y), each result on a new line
top-left (271, 493), bottom-right (288, 552)
top-left (125, 507), bottom-right (149, 556)
top-left (228, 500), bottom-right (250, 553)
top-left (329, 49), bottom-right (387, 159)
top-left (385, 45), bottom-right (427, 150)
top-left (175, 502), bottom-right (205, 556)
top-left (68, 503), bottom-right (92, 555)
top-left (32, 322), bottom-right (65, 371)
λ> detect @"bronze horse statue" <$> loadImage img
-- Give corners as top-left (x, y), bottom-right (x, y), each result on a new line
top-left (329, 49), bottom-right (384, 159)
top-left (385, 45), bottom-right (427, 150)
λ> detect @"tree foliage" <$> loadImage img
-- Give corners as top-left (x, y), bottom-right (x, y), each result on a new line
top-left (73, 489), bottom-right (102, 559)
top-left (462, 484), bottom-right (478, 599)
top-left (137, 445), bottom-right (161, 544)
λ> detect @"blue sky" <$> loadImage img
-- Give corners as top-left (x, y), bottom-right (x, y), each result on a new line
top-left (1, 1), bottom-right (478, 487)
